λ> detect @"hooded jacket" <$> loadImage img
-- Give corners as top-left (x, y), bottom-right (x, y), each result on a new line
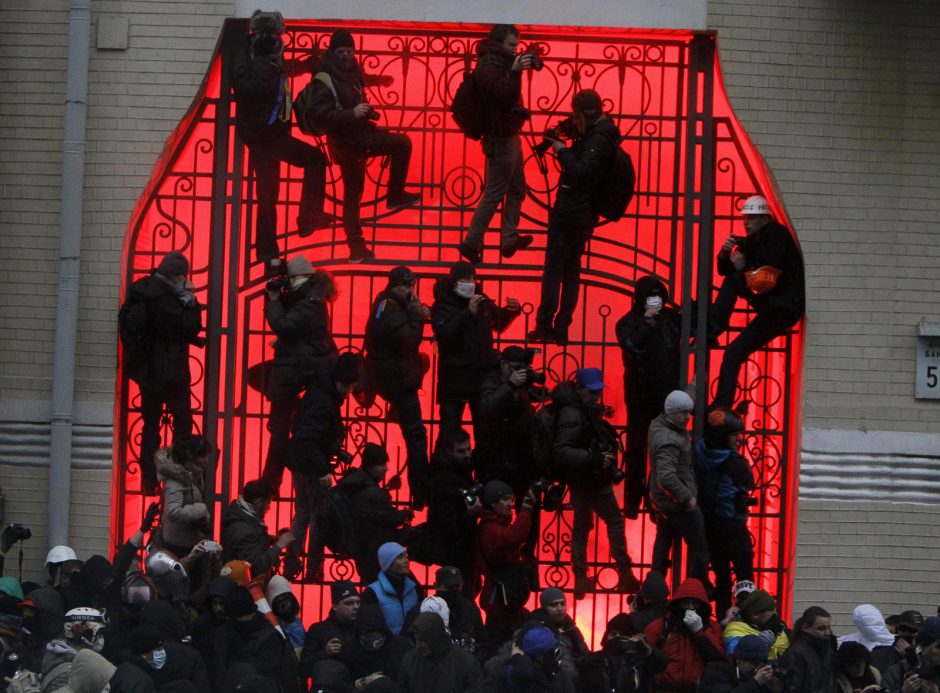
top-left (553, 115), bottom-right (621, 226)
top-left (220, 499), bottom-right (281, 576)
top-left (287, 358), bottom-right (348, 478)
top-left (551, 381), bottom-right (618, 490)
top-left (430, 278), bottom-right (516, 402)
top-left (398, 613), bottom-right (482, 693)
top-left (472, 38), bottom-right (527, 138)
top-left (342, 605), bottom-right (412, 682)
top-left (615, 276), bottom-right (681, 404)
top-left (22, 587), bottom-right (65, 673)
top-left (631, 570), bottom-right (670, 632)
top-left (647, 413), bottom-right (695, 513)
top-left (836, 605), bottom-right (895, 651)
top-left (155, 448), bottom-right (209, 549)
top-left (61, 650), bottom-right (116, 693)
top-left (265, 271), bottom-right (339, 402)
top-left (644, 579), bottom-right (725, 692)
top-left (337, 467), bottom-right (410, 576)
top-left (364, 287), bottom-right (427, 396)
top-left (693, 440), bottom-right (755, 521)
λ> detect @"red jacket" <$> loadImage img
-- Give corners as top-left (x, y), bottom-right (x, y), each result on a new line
top-left (477, 508), bottom-right (532, 568)
top-left (644, 578), bottom-right (726, 692)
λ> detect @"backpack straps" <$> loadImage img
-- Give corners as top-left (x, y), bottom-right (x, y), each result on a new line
top-left (313, 72), bottom-right (341, 111)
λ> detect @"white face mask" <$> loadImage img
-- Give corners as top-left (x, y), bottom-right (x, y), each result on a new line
top-left (645, 296), bottom-right (663, 313)
top-left (148, 647), bottom-right (167, 670)
top-left (290, 275), bottom-right (310, 290)
top-left (454, 281), bottom-right (475, 299)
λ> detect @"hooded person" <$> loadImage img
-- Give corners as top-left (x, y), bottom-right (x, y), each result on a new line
top-left (64, 555), bottom-right (118, 613)
top-left (266, 575), bottom-right (305, 655)
top-left (342, 604), bottom-right (412, 687)
top-left (309, 659), bottom-right (355, 693)
top-left (629, 570), bottom-right (670, 632)
top-left (191, 577), bottom-right (236, 685)
top-left (836, 604), bottom-right (895, 651)
top-left (20, 587), bottom-right (66, 673)
top-left (479, 622), bottom-right (568, 693)
top-left (643, 578), bottom-right (725, 692)
top-left (882, 616), bottom-right (940, 691)
top-left (834, 641), bottom-right (882, 693)
top-left (397, 612), bottom-right (482, 693)
top-left (582, 612), bottom-right (662, 693)
top-left (615, 275), bottom-right (682, 518)
top-left (128, 608), bottom-right (210, 693)
top-left (59, 649), bottom-right (116, 693)
top-left (110, 624), bottom-right (200, 693)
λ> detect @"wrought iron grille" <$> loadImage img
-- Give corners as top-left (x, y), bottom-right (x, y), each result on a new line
top-left (114, 19), bottom-right (804, 644)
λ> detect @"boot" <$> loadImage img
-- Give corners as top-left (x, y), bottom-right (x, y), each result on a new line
top-left (573, 574), bottom-right (594, 600)
top-left (616, 565), bottom-right (642, 594)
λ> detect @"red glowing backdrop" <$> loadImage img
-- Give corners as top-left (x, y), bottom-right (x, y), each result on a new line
top-left (114, 19), bottom-right (804, 642)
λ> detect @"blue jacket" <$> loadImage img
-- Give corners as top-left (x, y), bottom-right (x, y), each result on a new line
top-left (367, 572), bottom-right (419, 636)
top-left (693, 439), bottom-right (755, 520)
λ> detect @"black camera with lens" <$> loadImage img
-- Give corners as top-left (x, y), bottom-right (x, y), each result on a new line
top-left (264, 260), bottom-right (290, 293)
top-left (459, 484), bottom-right (485, 506)
top-left (523, 46), bottom-right (545, 71)
top-left (366, 106), bottom-right (381, 121)
top-left (523, 368), bottom-right (546, 385)
top-left (534, 116), bottom-right (578, 157)
top-left (530, 479), bottom-right (565, 512)
top-left (1, 523), bottom-right (32, 554)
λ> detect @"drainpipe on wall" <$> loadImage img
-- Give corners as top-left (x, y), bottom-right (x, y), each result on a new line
top-left (48, 0), bottom-right (91, 548)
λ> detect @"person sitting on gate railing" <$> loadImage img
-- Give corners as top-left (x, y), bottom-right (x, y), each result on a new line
top-left (704, 194), bottom-right (805, 409)
top-left (295, 29), bottom-right (420, 264)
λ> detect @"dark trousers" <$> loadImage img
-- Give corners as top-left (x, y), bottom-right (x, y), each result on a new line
top-left (709, 273), bottom-right (801, 408)
top-left (331, 130), bottom-right (412, 247)
top-left (289, 471), bottom-right (325, 565)
top-left (536, 219), bottom-right (591, 332)
top-left (438, 398), bottom-right (482, 442)
top-left (139, 383), bottom-right (193, 493)
top-left (570, 484), bottom-right (631, 576)
top-left (623, 394), bottom-right (663, 514)
top-left (465, 134), bottom-right (527, 250)
top-left (261, 397), bottom-right (298, 486)
top-left (651, 506), bottom-right (710, 584)
top-left (381, 389), bottom-right (430, 505)
top-left (705, 517), bottom-right (754, 616)
top-left (248, 133), bottom-right (327, 262)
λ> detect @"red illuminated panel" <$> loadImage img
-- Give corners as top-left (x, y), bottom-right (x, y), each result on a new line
top-left (115, 20), bottom-right (804, 644)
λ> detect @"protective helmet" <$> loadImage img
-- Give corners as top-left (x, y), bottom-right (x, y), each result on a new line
top-left (741, 195), bottom-right (771, 216)
top-left (144, 549), bottom-right (187, 580)
top-left (745, 266), bottom-right (782, 295)
top-left (45, 545), bottom-right (78, 567)
top-left (64, 607), bottom-right (107, 652)
top-left (121, 571), bottom-right (159, 607)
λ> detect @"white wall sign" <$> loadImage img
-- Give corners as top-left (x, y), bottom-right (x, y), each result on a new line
top-left (916, 321), bottom-right (940, 400)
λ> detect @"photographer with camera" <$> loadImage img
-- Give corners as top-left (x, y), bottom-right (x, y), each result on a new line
top-left (431, 262), bottom-right (520, 437)
top-left (221, 480), bottom-right (294, 579)
top-left (154, 436), bottom-right (214, 560)
top-left (427, 429), bottom-right (482, 594)
top-left (364, 266), bottom-right (432, 508)
top-left (300, 29), bottom-right (420, 263)
top-left (694, 408), bottom-right (757, 617)
top-left (699, 634), bottom-right (785, 692)
top-left (232, 11), bottom-right (333, 266)
top-left (882, 617), bottom-right (940, 693)
top-left (456, 24), bottom-right (537, 265)
top-left (528, 89), bottom-right (620, 346)
top-left (284, 352), bottom-right (362, 582)
top-left (551, 368), bottom-right (640, 600)
top-left (260, 257), bottom-right (338, 488)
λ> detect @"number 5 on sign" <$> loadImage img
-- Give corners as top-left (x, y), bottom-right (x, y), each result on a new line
top-left (915, 322), bottom-right (940, 399)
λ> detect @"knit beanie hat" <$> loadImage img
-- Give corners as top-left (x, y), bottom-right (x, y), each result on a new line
top-left (377, 542), bottom-right (406, 573)
top-left (332, 352), bottom-right (362, 385)
top-left (448, 261), bottom-right (475, 283)
top-left (331, 580), bottom-right (357, 604)
top-left (287, 255), bottom-right (313, 277)
top-left (605, 613), bottom-right (639, 637)
top-left (734, 634), bottom-right (770, 663)
top-left (220, 560), bottom-right (253, 586)
top-left (742, 589), bottom-right (776, 615)
top-left (664, 390), bottom-right (694, 414)
top-left (129, 625), bottom-right (164, 656)
top-left (264, 575), bottom-right (293, 604)
top-left (522, 625), bottom-right (556, 657)
top-left (329, 29), bottom-right (355, 52)
top-left (540, 587), bottom-right (565, 607)
top-left (483, 480), bottom-right (513, 507)
top-left (388, 266), bottom-right (416, 288)
top-left (227, 585), bottom-right (258, 618)
top-left (157, 251), bottom-right (189, 277)
top-left (361, 443), bottom-right (389, 469)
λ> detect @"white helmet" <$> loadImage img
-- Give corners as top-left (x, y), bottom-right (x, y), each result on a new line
top-left (64, 607), bottom-right (107, 652)
top-left (45, 545), bottom-right (78, 567)
top-left (741, 195), bottom-right (771, 216)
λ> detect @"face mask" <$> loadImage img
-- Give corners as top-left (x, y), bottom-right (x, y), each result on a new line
top-left (290, 275), bottom-right (309, 290)
top-left (645, 296), bottom-right (663, 313)
top-left (359, 632), bottom-right (386, 652)
top-left (149, 648), bottom-right (167, 670)
top-left (454, 281), bottom-right (474, 299)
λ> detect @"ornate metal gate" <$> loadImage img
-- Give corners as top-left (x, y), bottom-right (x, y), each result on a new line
top-left (114, 19), bottom-right (804, 643)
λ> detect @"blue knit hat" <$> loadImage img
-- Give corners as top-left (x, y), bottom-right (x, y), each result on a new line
top-left (377, 542), bottom-right (406, 573)
top-left (522, 625), bottom-right (557, 656)
top-left (734, 634), bottom-right (770, 662)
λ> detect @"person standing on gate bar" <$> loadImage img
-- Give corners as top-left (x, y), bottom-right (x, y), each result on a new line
top-left (299, 29), bottom-right (421, 264)
top-left (528, 89), bottom-right (620, 346)
top-left (456, 23), bottom-right (536, 265)
top-left (231, 10), bottom-right (334, 271)
top-left (705, 194), bottom-right (804, 409)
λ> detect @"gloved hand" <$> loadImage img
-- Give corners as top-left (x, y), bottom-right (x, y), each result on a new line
top-left (758, 629), bottom-right (777, 646)
top-left (683, 609), bottom-right (704, 634)
top-left (141, 502), bottom-right (161, 533)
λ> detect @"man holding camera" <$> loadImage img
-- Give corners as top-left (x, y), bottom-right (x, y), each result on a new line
top-left (261, 256), bottom-right (338, 488)
top-left (364, 266), bottom-right (432, 507)
top-left (707, 194), bottom-right (805, 408)
top-left (232, 11), bottom-right (333, 266)
top-left (529, 89), bottom-right (620, 346)
top-left (552, 367), bottom-right (641, 599)
top-left (699, 634), bottom-right (785, 692)
top-left (303, 29), bottom-right (420, 263)
top-left (457, 24), bottom-right (536, 265)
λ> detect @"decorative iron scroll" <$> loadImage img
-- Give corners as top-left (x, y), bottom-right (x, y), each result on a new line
top-left (115, 20), bottom-right (803, 645)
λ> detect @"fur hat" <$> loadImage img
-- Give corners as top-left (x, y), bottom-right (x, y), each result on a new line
top-left (250, 10), bottom-right (285, 35)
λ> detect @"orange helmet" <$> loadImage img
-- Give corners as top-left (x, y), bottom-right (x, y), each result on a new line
top-left (745, 266), bottom-right (781, 294)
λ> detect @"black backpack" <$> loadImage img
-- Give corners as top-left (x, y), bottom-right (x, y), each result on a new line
top-left (593, 143), bottom-right (637, 222)
top-left (450, 71), bottom-right (487, 141)
top-left (118, 293), bottom-right (152, 372)
top-left (316, 486), bottom-right (357, 556)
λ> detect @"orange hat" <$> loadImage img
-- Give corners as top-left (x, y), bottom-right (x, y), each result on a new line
top-left (745, 266), bottom-right (781, 295)
top-left (220, 560), bottom-right (252, 586)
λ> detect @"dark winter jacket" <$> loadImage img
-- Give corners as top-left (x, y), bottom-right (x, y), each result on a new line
top-left (615, 276), bottom-right (681, 405)
top-left (231, 39), bottom-right (290, 144)
top-left (694, 440), bottom-right (756, 521)
top-left (630, 571), bottom-right (670, 633)
top-left (430, 278), bottom-right (517, 402)
top-left (477, 367), bottom-right (538, 491)
top-left (337, 467), bottom-right (410, 572)
top-left (553, 115), bottom-right (620, 226)
top-left (362, 572), bottom-right (422, 637)
top-left (304, 52), bottom-right (387, 148)
top-left (288, 358), bottom-right (348, 478)
top-left (477, 508), bottom-right (532, 611)
top-left (21, 587), bottom-right (65, 673)
top-left (300, 611), bottom-right (359, 678)
top-left (478, 648), bottom-right (577, 693)
top-left (110, 641), bottom-right (206, 693)
top-left (717, 220), bottom-right (804, 316)
top-left (155, 448), bottom-right (209, 550)
top-left (472, 38), bottom-right (527, 138)
top-left (121, 273), bottom-right (202, 390)
top-left (427, 451), bottom-right (478, 568)
top-left (364, 288), bottom-right (427, 396)
top-left (530, 608), bottom-right (590, 684)
top-left (341, 604), bottom-right (412, 682)
top-left (398, 612), bottom-right (482, 692)
top-left (436, 590), bottom-right (486, 658)
top-left (265, 271), bottom-right (338, 402)
top-left (647, 413), bottom-right (695, 513)
top-left (220, 498), bottom-right (282, 576)
top-left (643, 579), bottom-right (725, 693)
top-left (778, 633), bottom-right (836, 693)
top-left (217, 612), bottom-right (292, 693)
top-left (697, 661), bottom-right (769, 692)
top-left (551, 382), bottom-right (619, 490)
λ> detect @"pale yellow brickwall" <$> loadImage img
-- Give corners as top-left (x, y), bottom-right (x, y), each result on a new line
top-left (708, 0), bottom-right (940, 432)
